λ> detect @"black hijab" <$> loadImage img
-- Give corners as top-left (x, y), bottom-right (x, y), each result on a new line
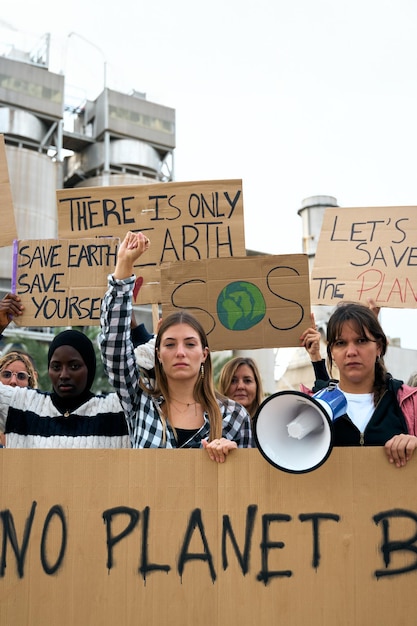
top-left (48, 330), bottom-right (96, 414)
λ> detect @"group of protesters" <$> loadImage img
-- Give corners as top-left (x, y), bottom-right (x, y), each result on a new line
top-left (0, 230), bottom-right (416, 469)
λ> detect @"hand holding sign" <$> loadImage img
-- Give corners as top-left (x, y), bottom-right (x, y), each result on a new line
top-left (0, 293), bottom-right (24, 332)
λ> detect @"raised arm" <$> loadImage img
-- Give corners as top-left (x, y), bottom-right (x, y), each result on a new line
top-left (300, 312), bottom-right (330, 389)
top-left (99, 232), bottom-right (151, 414)
top-left (300, 312), bottom-right (323, 362)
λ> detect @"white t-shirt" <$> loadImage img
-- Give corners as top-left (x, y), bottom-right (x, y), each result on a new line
top-left (343, 391), bottom-right (374, 433)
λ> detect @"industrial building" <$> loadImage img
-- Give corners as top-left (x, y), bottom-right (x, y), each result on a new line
top-left (0, 31), bottom-right (175, 341)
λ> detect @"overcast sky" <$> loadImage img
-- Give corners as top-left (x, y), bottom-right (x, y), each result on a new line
top-left (2, 0), bottom-right (417, 348)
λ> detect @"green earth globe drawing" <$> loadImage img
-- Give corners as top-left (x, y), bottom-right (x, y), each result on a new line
top-left (217, 281), bottom-right (266, 330)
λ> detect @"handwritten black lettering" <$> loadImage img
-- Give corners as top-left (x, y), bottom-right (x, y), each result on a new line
top-left (299, 513), bottom-right (340, 569)
top-left (224, 191), bottom-right (241, 217)
top-left (60, 195), bottom-right (135, 232)
top-left (67, 243), bottom-right (118, 267)
top-left (18, 244), bottom-right (62, 269)
top-left (0, 501), bottom-right (37, 579)
top-left (4, 502), bottom-right (417, 583)
top-left (169, 280), bottom-right (216, 335)
top-left (40, 505), bottom-right (67, 575)
top-left (160, 224), bottom-right (234, 264)
top-left (266, 266), bottom-right (304, 331)
top-left (351, 220), bottom-right (385, 242)
top-left (31, 296), bottom-right (102, 320)
top-left (373, 508), bottom-right (417, 578)
top-left (17, 272), bottom-right (65, 295)
top-left (257, 513), bottom-right (292, 585)
top-left (313, 276), bottom-right (346, 300)
top-left (139, 506), bottom-right (170, 581)
top-left (222, 505), bottom-right (257, 574)
top-left (188, 191), bottom-right (241, 220)
top-left (102, 506), bottom-right (140, 570)
top-left (392, 218), bottom-right (408, 244)
top-left (330, 215), bottom-right (348, 242)
top-left (148, 194), bottom-right (182, 220)
top-left (178, 508), bottom-right (216, 583)
top-left (351, 244), bottom-right (417, 268)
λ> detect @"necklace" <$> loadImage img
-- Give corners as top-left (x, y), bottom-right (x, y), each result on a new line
top-left (169, 399), bottom-right (197, 416)
top-left (171, 397), bottom-right (196, 406)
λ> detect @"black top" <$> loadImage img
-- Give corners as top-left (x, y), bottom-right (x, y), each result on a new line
top-left (310, 361), bottom-right (407, 445)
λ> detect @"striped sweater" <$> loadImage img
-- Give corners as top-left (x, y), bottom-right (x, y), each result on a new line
top-left (0, 383), bottom-right (130, 449)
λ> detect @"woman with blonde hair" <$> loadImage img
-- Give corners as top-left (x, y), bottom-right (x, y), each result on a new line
top-left (0, 351), bottom-right (38, 389)
top-left (0, 350), bottom-right (38, 446)
top-left (217, 356), bottom-right (264, 421)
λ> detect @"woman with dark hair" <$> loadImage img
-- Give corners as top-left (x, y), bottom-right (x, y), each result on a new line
top-left (99, 231), bottom-right (252, 462)
top-left (0, 329), bottom-right (129, 448)
top-left (217, 356), bottom-right (264, 421)
top-left (300, 302), bottom-right (417, 467)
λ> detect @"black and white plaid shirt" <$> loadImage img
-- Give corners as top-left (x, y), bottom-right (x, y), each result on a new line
top-left (99, 275), bottom-right (253, 449)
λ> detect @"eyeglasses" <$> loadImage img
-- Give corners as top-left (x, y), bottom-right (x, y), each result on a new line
top-left (0, 370), bottom-right (31, 382)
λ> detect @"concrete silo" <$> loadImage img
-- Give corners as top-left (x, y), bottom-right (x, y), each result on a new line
top-left (0, 32), bottom-right (175, 338)
top-left (0, 55), bottom-right (63, 282)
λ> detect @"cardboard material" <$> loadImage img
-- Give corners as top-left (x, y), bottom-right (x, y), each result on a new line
top-left (0, 134), bottom-right (18, 246)
top-left (56, 179), bottom-right (246, 304)
top-left (12, 237), bottom-right (119, 326)
top-left (311, 205), bottom-right (417, 307)
top-left (160, 254), bottom-right (311, 349)
top-left (1, 448), bottom-right (417, 625)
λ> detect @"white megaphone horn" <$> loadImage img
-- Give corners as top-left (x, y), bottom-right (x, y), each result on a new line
top-left (253, 381), bottom-right (346, 474)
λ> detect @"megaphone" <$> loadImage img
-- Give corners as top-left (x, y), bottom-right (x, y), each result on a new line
top-left (253, 382), bottom-right (347, 474)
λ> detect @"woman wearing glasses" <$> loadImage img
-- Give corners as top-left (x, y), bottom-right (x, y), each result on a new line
top-left (0, 351), bottom-right (37, 446)
top-left (0, 351), bottom-right (37, 389)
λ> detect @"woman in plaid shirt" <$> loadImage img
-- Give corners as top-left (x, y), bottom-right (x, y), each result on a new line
top-left (99, 231), bottom-right (253, 462)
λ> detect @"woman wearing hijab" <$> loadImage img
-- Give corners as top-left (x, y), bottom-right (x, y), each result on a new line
top-left (0, 329), bottom-right (129, 448)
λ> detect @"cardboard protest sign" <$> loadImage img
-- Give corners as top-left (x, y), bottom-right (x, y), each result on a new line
top-left (311, 205), bottom-right (417, 307)
top-left (160, 254), bottom-right (310, 349)
top-left (1, 448), bottom-right (417, 626)
top-left (12, 237), bottom-right (119, 326)
top-left (56, 179), bottom-right (246, 305)
top-left (0, 134), bottom-right (18, 246)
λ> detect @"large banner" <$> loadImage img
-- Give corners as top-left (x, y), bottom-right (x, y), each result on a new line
top-left (56, 179), bottom-right (246, 305)
top-left (311, 205), bottom-right (417, 307)
top-left (1, 448), bottom-right (417, 625)
top-left (160, 254), bottom-right (311, 349)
